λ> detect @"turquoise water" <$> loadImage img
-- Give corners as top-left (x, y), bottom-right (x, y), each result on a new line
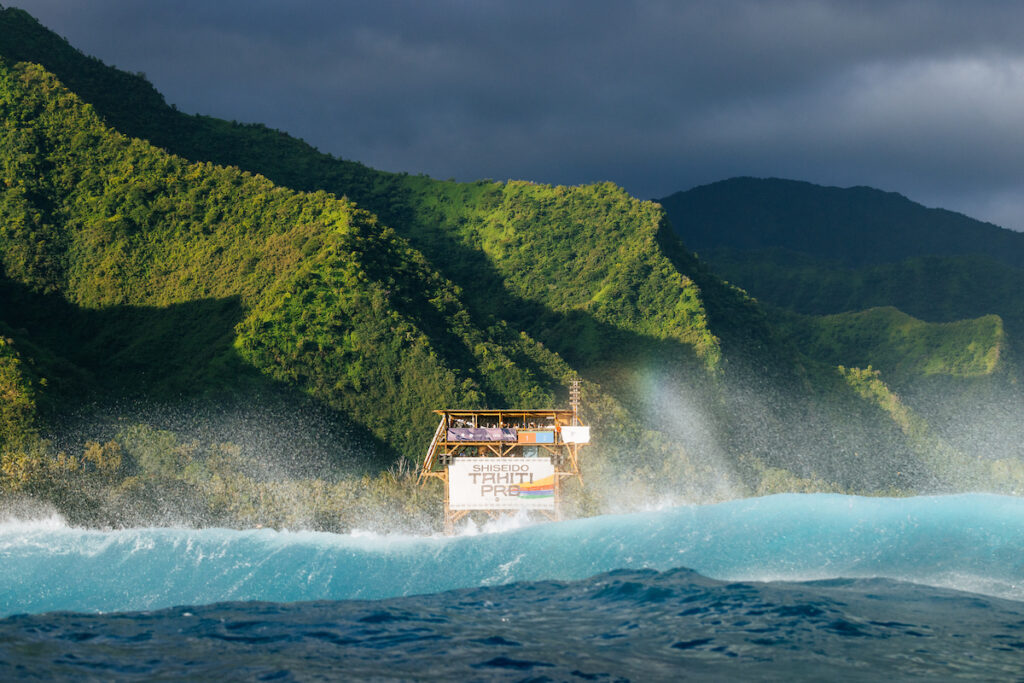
top-left (3, 493), bottom-right (1022, 616)
top-left (2, 494), bottom-right (1023, 679)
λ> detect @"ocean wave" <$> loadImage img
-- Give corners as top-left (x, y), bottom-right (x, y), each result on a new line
top-left (2, 493), bottom-right (1022, 616)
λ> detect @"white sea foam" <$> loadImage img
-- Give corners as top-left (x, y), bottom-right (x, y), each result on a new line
top-left (0, 513), bottom-right (70, 533)
top-left (2, 493), bottom-right (1022, 616)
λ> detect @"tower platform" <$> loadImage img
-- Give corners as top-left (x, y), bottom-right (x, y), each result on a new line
top-left (418, 407), bottom-right (589, 533)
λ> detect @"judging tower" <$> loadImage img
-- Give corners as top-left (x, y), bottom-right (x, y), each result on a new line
top-left (418, 379), bottom-right (590, 533)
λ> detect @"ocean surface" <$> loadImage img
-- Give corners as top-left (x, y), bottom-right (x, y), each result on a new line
top-left (2, 493), bottom-right (1023, 680)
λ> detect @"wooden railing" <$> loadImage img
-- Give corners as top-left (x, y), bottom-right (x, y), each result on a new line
top-left (417, 416), bottom-right (447, 484)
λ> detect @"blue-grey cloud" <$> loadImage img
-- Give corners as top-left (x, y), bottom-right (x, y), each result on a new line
top-left (10, 0), bottom-right (1024, 229)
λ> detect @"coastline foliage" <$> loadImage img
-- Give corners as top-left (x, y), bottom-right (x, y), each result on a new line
top-left (2, 7), bottom-right (1023, 529)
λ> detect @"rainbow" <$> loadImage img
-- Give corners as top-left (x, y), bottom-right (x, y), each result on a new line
top-left (517, 475), bottom-right (555, 499)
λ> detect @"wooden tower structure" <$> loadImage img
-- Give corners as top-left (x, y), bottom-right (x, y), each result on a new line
top-left (418, 379), bottom-right (589, 533)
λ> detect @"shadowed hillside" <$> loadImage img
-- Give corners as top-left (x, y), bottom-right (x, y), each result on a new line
top-left (660, 177), bottom-right (1024, 268)
top-left (3, 8), bottom-right (1022, 530)
top-left (660, 178), bottom-right (1024, 466)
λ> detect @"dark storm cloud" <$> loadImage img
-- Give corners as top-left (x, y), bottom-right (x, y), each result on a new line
top-left (10, 0), bottom-right (1024, 228)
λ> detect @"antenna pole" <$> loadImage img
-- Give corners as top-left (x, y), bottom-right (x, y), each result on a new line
top-left (569, 376), bottom-right (581, 426)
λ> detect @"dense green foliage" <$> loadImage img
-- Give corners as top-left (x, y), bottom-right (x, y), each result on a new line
top-left (0, 334), bottom-right (37, 450)
top-left (0, 56), bottom-right (574, 461)
top-left (0, 33), bottom-right (723, 522)
top-left (0, 7), bottom-right (728, 374)
top-left (2, 7), bottom-right (1022, 529)
top-left (785, 307), bottom-right (1003, 383)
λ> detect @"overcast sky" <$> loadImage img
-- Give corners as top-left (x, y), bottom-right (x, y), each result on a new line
top-left (10, 0), bottom-right (1024, 230)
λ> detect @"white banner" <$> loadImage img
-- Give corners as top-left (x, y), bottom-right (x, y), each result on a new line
top-left (448, 457), bottom-right (555, 510)
top-left (561, 426), bottom-right (590, 444)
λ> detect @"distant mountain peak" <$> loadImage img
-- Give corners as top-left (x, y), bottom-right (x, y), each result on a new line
top-left (659, 176), bottom-right (1022, 268)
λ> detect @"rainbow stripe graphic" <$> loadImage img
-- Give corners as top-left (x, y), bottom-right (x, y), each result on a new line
top-left (517, 475), bottom-right (555, 500)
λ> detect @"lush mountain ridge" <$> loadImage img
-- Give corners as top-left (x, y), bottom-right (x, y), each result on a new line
top-left (0, 56), bottom-right (576, 459)
top-left (0, 39), bottom-right (742, 523)
top-left (0, 8), bottom-right (733, 376)
top-left (660, 177), bottom-right (1024, 268)
top-left (2, 7), bottom-right (1021, 529)
top-left (659, 178), bottom-right (1024, 468)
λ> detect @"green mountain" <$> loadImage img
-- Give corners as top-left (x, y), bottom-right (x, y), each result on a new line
top-left (658, 177), bottom-right (1024, 342)
top-left (1, 8), bottom-right (1020, 528)
top-left (660, 177), bottom-right (1024, 268)
top-left (660, 177), bottom-right (1024, 467)
top-left (659, 178), bottom-right (1024, 336)
top-left (0, 52), bottom-right (569, 453)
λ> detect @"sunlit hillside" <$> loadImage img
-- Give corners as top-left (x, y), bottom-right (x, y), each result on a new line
top-left (2, 7), bottom-right (1022, 530)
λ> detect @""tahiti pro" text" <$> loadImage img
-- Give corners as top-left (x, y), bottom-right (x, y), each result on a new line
top-left (468, 462), bottom-right (534, 496)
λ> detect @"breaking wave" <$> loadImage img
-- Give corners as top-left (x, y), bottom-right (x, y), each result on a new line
top-left (2, 493), bottom-right (1021, 617)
